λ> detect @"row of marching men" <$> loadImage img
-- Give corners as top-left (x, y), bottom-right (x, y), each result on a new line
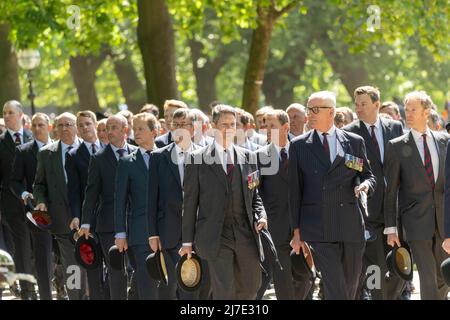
top-left (1, 87), bottom-right (450, 300)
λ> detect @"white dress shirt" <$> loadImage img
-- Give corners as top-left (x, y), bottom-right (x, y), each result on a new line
top-left (214, 141), bottom-right (234, 173)
top-left (110, 143), bottom-right (129, 160)
top-left (363, 117), bottom-right (385, 163)
top-left (84, 140), bottom-right (102, 156)
top-left (174, 143), bottom-right (194, 185)
top-left (273, 142), bottom-right (290, 161)
top-left (316, 126), bottom-right (344, 163)
top-left (7, 127), bottom-right (24, 145)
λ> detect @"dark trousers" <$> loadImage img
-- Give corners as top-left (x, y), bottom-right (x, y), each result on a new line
top-left (310, 241), bottom-right (365, 300)
top-left (408, 228), bottom-right (449, 300)
top-left (257, 243), bottom-right (312, 300)
top-left (207, 222), bottom-right (261, 300)
top-left (86, 260), bottom-right (105, 300)
top-left (130, 244), bottom-right (158, 300)
top-left (53, 233), bottom-right (86, 300)
top-left (30, 228), bottom-right (53, 300)
top-left (359, 226), bottom-right (405, 300)
top-left (0, 201), bottom-right (33, 293)
top-left (97, 232), bottom-right (127, 300)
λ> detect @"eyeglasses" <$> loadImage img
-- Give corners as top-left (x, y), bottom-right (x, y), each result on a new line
top-left (57, 123), bottom-right (75, 129)
top-left (171, 122), bottom-right (193, 129)
top-left (306, 106), bottom-right (333, 114)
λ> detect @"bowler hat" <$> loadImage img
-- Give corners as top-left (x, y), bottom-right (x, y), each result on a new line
top-left (440, 257), bottom-right (450, 287)
top-left (259, 229), bottom-right (283, 271)
top-left (176, 252), bottom-right (202, 292)
top-left (386, 243), bottom-right (413, 281)
top-left (145, 249), bottom-right (168, 285)
top-left (290, 243), bottom-right (316, 282)
top-left (108, 245), bottom-right (126, 271)
top-left (74, 235), bottom-right (101, 270)
top-left (26, 209), bottom-right (52, 231)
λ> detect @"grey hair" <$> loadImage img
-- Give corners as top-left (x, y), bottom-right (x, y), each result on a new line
top-left (308, 91), bottom-right (337, 108)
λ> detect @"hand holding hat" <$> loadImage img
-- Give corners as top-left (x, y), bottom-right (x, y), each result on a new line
top-left (179, 245), bottom-right (193, 259)
top-left (443, 238), bottom-right (450, 255)
top-left (290, 228), bottom-right (304, 255)
top-left (387, 233), bottom-right (401, 248)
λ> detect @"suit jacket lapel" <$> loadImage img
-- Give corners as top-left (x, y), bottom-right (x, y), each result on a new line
top-left (105, 144), bottom-right (118, 169)
top-left (52, 142), bottom-right (68, 201)
top-left (404, 132), bottom-right (430, 183)
top-left (79, 143), bottom-right (90, 163)
top-left (328, 129), bottom-right (349, 173)
top-left (206, 144), bottom-right (228, 190)
top-left (135, 150), bottom-right (148, 173)
top-left (431, 131), bottom-right (446, 187)
top-left (268, 143), bottom-right (287, 182)
top-left (358, 120), bottom-right (382, 165)
top-left (23, 130), bottom-right (32, 143)
top-left (32, 141), bottom-right (39, 160)
top-left (4, 131), bottom-right (16, 153)
top-left (164, 144), bottom-right (182, 188)
top-left (305, 131), bottom-right (331, 169)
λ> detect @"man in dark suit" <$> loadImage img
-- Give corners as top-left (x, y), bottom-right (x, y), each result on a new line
top-left (155, 99), bottom-right (188, 148)
top-left (33, 112), bottom-right (84, 300)
top-left (344, 86), bottom-right (404, 300)
top-left (236, 108), bottom-right (261, 151)
top-left (384, 91), bottom-right (450, 300)
top-left (79, 114), bottom-right (137, 300)
top-left (0, 100), bottom-right (34, 299)
top-left (289, 91), bottom-right (376, 300)
top-left (115, 113), bottom-right (159, 300)
top-left (149, 109), bottom-right (202, 299)
top-left (66, 110), bottom-right (105, 300)
top-left (256, 109), bottom-right (312, 300)
top-left (179, 104), bottom-right (267, 300)
top-left (10, 112), bottom-right (53, 300)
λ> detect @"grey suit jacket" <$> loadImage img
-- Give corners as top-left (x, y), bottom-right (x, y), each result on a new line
top-left (182, 144), bottom-right (267, 260)
top-left (33, 141), bottom-right (72, 234)
top-left (384, 131), bottom-right (449, 241)
top-left (343, 118), bottom-right (403, 226)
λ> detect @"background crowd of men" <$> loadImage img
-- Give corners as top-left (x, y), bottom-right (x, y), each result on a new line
top-left (0, 86), bottom-right (449, 300)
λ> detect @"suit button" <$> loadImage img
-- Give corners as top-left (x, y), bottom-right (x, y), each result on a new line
top-left (340, 203), bottom-right (344, 207)
top-left (322, 187), bottom-right (326, 191)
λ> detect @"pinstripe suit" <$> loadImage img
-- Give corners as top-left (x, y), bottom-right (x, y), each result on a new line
top-left (288, 128), bottom-right (376, 299)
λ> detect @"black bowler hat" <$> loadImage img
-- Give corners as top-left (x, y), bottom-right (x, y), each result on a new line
top-left (26, 209), bottom-right (52, 231)
top-left (290, 243), bottom-right (316, 282)
top-left (108, 245), bottom-right (126, 271)
top-left (74, 235), bottom-right (101, 270)
top-left (145, 249), bottom-right (168, 285)
top-left (386, 243), bottom-right (413, 281)
top-left (176, 252), bottom-right (203, 292)
top-left (440, 257), bottom-right (450, 286)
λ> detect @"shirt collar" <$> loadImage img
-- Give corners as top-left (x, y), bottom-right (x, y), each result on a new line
top-left (363, 117), bottom-right (381, 131)
top-left (139, 147), bottom-right (152, 155)
top-left (174, 142), bottom-right (193, 155)
top-left (35, 139), bottom-right (47, 149)
top-left (272, 141), bottom-right (290, 156)
top-left (61, 138), bottom-right (80, 151)
top-left (316, 125), bottom-right (336, 137)
top-left (110, 142), bottom-right (128, 153)
top-left (84, 139), bottom-right (100, 149)
top-left (410, 127), bottom-right (432, 140)
top-left (214, 141), bottom-right (234, 154)
top-left (7, 127), bottom-right (23, 138)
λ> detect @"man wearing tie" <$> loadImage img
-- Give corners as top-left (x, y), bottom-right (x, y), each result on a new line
top-left (0, 102), bottom-right (35, 300)
top-left (33, 112), bottom-right (83, 300)
top-left (344, 86), bottom-right (404, 300)
top-left (256, 109), bottom-right (311, 300)
top-left (289, 91), bottom-right (376, 300)
top-left (179, 104), bottom-right (267, 300)
top-left (115, 113), bottom-right (158, 300)
top-left (384, 91), bottom-right (450, 300)
top-left (66, 110), bottom-right (105, 299)
top-left (79, 114), bottom-right (137, 300)
top-left (10, 113), bottom-right (53, 300)
top-left (148, 109), bottom-right (200, 299)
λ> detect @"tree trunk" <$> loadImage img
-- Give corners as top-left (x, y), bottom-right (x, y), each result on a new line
top-left (242, 2), bottom-right (299, 114)
top-left (0, 24), bottom-right (21, 105)
top-left (69, 52), bottom-right (107, 112)
top-left (242, 7), bottom-right (275, 115)
top-left (262, 39), bottom-right (310, 109)
top-left (112, 52), bottom-right (146, 114)
top-left (317, 31), bottom-right (369, 97)
top-left (137, 0), bottom-right (178, 112)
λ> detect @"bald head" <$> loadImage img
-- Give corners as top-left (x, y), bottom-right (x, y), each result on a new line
top-left (3, 100), bottom-right (24, 131)
top-left (106, 114), bottom-right (128, 148)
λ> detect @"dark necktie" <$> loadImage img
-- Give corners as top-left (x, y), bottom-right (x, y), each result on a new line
top-left (117, 149), bottom-right (126, 159)
top-left (145, 150), bottom-right (151, 169)
top-left (370, 125), bottom-right (381, 160)
top-left (14, 132), bottom-right (21, 146)
top-left (322, 133), bottom-right (330, 161)
top-left (91, 144), bottom-right (97, 155)
top-left (422, 134), bottom-right (435, 189)
top-left (225, 150), bottom-right (234, 179)
top-left (280, 148), bottom-right (288, 172)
